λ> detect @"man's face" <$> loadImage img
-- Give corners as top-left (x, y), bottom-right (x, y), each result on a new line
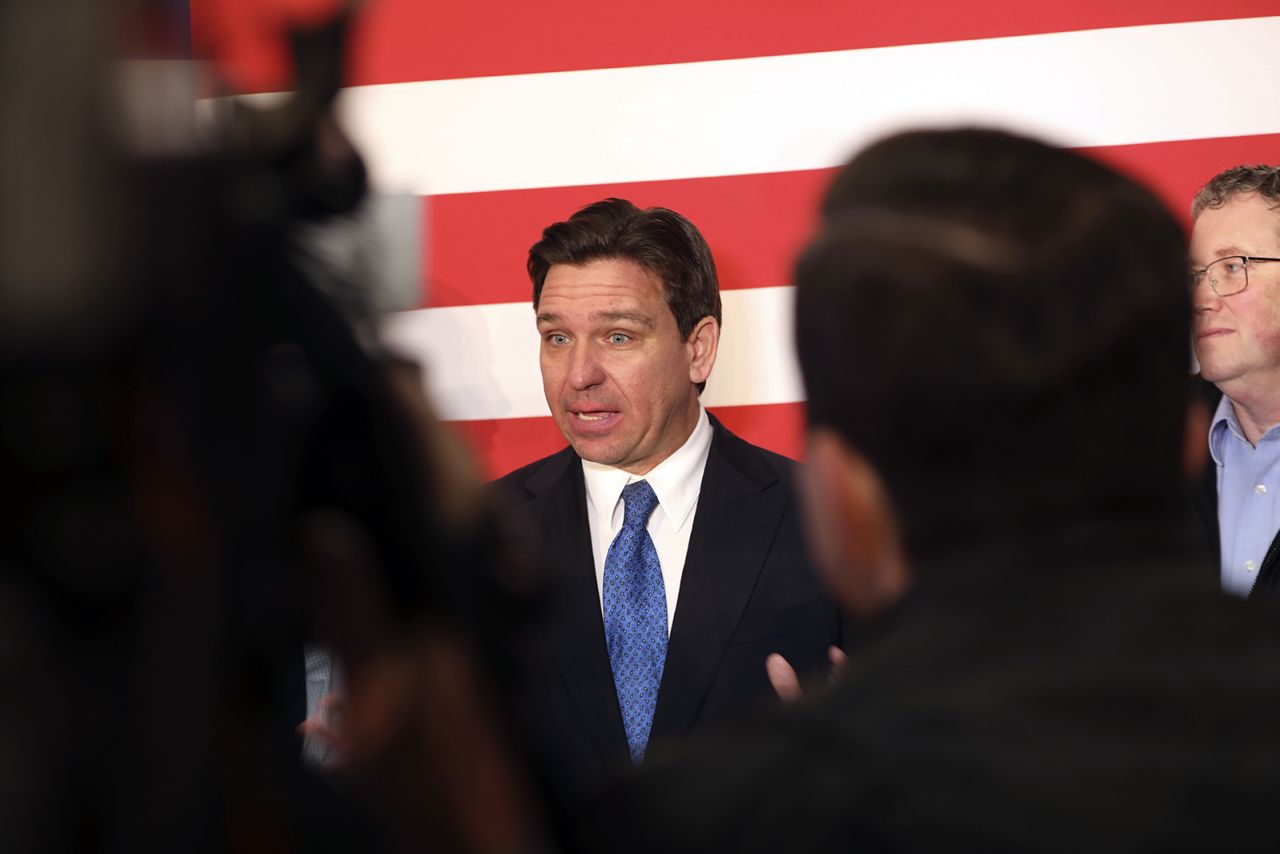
top-left (536, 257), bottom-right (715, 475)
top-left (1191, 192), bottom-right (1280, 393)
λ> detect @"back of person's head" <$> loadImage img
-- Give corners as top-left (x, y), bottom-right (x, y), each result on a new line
top-left (527, 197), bottom-right (723, 340)
top-left (795, 128), bottom-right (1190, 557)
top-left (1191, 163), bottom-right (1280, 218)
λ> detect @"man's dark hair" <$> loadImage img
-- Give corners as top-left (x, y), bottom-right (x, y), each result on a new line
top-left (1191, 163), bottom-right (1280, 219)
top-left (527, 197), bottom-right (723, 339)
top-left (795, 128), bottom-right (1191, 556)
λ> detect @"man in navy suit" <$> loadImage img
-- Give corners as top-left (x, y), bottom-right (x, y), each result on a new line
top-left (495, 198), bottom-right (843, 823)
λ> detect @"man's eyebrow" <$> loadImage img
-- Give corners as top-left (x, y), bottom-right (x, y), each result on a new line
top-left (535, 311), bottom-right (656, 328)
top-left (595, 311), bottom-right (655, 328)
top-left (1192, 247), bottom-right (1248, 265)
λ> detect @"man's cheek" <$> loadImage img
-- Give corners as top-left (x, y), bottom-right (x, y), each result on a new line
top-left (1253, 312), bottom-right (1280, 357)
top-left (539, 360), bottom-right (562, 403)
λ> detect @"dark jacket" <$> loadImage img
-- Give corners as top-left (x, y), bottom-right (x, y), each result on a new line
top-left (589, 519), bottom-right (1280, 853)
top-left (494, 414), bottom-right (844, 822)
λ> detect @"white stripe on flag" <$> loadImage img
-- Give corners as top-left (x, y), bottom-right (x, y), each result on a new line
top-left (306, 16), bottom-right (1280, 195)
top-left (379, 286), bottom-right (804, 421)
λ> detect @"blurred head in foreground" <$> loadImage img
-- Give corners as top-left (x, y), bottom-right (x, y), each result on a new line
top-left (793, 127), bottom-right (1192, 616)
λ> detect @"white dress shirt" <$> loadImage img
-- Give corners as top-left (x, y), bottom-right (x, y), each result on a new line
top-left (582, 406), bottom-right (713, 632)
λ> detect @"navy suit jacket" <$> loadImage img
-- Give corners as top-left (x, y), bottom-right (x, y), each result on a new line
top-left (494, 414), bottom-right (844, 819)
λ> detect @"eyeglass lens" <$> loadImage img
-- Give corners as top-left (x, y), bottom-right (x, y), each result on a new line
top-left (1192, 256), bottom-right (1249, 296)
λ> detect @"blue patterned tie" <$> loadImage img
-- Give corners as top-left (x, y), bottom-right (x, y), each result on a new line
top-left (603, 480), bottom-right (667, 764)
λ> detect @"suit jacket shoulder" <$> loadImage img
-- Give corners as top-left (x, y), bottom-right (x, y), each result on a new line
top-left (493, 444), bottom-right (579, 501)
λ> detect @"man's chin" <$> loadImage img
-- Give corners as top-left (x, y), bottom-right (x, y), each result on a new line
top-left (1195, 356), bottom-right (1234, 386)
top-left (569, 439), bottom-right (626, 467)
top-left (558, 423), bottom-right (625, 466)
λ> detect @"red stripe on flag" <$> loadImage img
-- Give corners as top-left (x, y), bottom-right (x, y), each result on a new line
top-left (1083, 133), bottom-right (1280, 225)
top-left (445, 415), bottom-right (568, 482)
top-left (424, 134), bottom-right (1280, 309)
top-left (191, 0), bottom-right (1277, 92)
top-left (447, 402), bottom-right (807, 481)
top-left (426, 169), bottom-right (831, 308)
top-left (710, 403), bottom-right (808, 465)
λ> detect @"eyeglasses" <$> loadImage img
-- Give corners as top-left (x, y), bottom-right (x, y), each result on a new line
top-left (1188, 255), bottom-right (1280, 297)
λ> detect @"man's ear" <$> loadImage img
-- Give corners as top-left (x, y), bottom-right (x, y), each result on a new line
top-left (800, 429), bottom-right (911, 618)
top-left (686, 316), bottom-right (719, 386)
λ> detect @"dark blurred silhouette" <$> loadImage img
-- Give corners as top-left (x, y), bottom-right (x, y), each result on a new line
top-left (585, 128), bottom-right (1280, 853)
top-left (0, 2), bottom-right (544, 852)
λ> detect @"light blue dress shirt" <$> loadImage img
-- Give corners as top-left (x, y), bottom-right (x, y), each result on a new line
top-left (1210, 395), bottom-right (1280, 597)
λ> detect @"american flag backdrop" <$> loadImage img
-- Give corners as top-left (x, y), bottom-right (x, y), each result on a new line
top-left (190, 1), bottom-right (1280, 479)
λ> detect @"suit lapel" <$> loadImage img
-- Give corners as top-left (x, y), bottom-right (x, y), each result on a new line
top-left (650, 416), bottom-right (784, 743)
top-left (525, 450), bottom-right (630, 761)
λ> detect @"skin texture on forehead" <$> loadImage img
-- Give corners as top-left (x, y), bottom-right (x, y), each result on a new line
top-left (535, 257), bottom-right (717, 475)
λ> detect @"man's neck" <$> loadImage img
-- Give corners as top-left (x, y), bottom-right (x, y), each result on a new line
top-left (1220, 378), bottom-right (1280, 445)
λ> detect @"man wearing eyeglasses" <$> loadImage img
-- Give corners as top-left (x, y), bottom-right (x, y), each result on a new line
top-left (1189, 164), bottom-right (1280, 598)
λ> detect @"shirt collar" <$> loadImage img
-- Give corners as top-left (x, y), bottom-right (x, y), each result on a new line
top-left (1210, 393), bottom-right (1248, 465)
top-left (1209, 394), bottom-right (1280, 462)
top-left (581, 406), bottom-right (712, 533)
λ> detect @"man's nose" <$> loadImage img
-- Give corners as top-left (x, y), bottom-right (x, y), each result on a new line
top-left (1191, 276), bottom-right (1222, 313)
top-left (567, 343), bottom-right (605, 389)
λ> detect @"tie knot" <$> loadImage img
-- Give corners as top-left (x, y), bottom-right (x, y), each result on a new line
top-left (620, 480), bottom-right (659, 530)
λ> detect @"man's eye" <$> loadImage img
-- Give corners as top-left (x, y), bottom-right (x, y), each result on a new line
top-left (546, 333), bottom-right (569, 346)
top-left (608, 333), bottom-right (631, 345)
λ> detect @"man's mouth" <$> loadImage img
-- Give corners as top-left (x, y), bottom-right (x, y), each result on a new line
top-left (568, 407), bottom-right (620, 422)
top-left (1197, 327), bottom-right (1232, 340)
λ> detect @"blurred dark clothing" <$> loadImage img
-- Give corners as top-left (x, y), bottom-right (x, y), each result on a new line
top-left (1189, 378), bottom-right (1280, 599)
top-left (494, 416), bottom-right (844, 829)
top-left (0, 5), bottom-right (548, 850)
top-left (587, 518), bottom-right (1280, 853)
